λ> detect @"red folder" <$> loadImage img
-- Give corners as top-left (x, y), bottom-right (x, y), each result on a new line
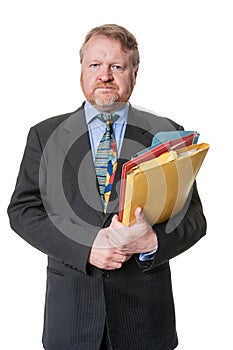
top-left (118, 133), bottom-right (195, 222)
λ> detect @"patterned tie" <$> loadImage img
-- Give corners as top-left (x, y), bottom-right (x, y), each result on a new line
top-left (95, 113), bottom-right (119, 212)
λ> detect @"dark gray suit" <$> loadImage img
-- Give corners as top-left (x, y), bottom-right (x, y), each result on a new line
top-left (8, 104), bottom-right (206, 350)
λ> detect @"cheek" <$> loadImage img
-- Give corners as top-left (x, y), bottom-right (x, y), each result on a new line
top-left (121, 77), bottom-right (135, 94)
top-left (81, 72), bottom-right (95, 91)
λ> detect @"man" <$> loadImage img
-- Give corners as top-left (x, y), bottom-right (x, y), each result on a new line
top-left (8, 24), bottom-right (206, 350)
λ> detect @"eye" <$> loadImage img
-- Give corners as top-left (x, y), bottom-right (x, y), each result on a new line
top-left (89, 63), bottom-right (100, 70)
top-left (112, 64), bottom-right (123, 71)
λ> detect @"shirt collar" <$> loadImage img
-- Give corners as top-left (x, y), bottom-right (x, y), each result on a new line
top-left (84, 101), bottom-right (129, 125)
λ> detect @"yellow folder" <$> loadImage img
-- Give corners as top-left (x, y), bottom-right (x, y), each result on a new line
top-left (121, 143), bottom-right (210, 226)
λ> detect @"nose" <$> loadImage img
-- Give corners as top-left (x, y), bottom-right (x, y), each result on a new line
top-left (98, 65), bottom-right (113, 82)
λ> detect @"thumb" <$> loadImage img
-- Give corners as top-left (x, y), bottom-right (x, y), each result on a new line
top-left (110, 214), bottom-right (119, 228)
top-left (134, 207), bottom-right (145, 222)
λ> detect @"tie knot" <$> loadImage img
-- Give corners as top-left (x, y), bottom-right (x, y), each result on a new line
top-left (96, 113), bottom-right (119, 125)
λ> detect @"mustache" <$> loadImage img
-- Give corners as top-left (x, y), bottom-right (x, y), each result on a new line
top-left (94, 82), bottom-right (118, 89)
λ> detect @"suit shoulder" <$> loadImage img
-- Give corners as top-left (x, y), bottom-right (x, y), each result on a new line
top-left (131, 105), bottom-right (183, 131)
top-left (24, 106), bottom-right (84, 150)
top-left (29, 105), bottom-right (84, 139)
top-left (32, 111), bottom-right (72, 132)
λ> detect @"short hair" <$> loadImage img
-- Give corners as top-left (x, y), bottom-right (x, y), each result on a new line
top-left (79, 24), bottom-right (140, 68)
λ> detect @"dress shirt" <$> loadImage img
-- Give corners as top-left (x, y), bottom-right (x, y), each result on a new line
top-left (84, 101), bottom-right (128, 159)
top-left (84, 101), bottom-right (157, 261)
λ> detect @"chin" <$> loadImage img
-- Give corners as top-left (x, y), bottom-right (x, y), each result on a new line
top-left (91, 94), bottom-right (119, 107)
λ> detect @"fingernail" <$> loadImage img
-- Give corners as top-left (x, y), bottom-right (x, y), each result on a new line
top-left (137, 207), bottom-right (142, 214)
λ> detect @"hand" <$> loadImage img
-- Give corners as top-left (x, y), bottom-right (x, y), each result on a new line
top-left (88, 226), bottom-right (132, 270)
top-left (88, 207), bottom-right (157, 269)
top-left (109, 207), bottom-right (158, 255)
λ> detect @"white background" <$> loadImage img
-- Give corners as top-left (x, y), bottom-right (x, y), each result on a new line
top-left (1, 0), bottom-right (232, 349)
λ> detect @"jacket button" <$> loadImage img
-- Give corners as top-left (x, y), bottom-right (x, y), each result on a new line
top-left (102, 270), bottom-right (110, 278)
top-left (86, 264), bottom-right (93, 274)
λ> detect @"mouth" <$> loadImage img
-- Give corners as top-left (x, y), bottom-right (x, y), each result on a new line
top-left (96, 86), bottom-right (116, 91)
top-left (95, 83), bottom-right (117, 89)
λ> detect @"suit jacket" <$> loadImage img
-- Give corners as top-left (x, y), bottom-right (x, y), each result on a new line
top-left (8, 104), bottom-right (206, 350)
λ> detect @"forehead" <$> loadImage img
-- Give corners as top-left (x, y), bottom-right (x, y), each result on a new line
top-left (82, 35), bottom-right (133, 63)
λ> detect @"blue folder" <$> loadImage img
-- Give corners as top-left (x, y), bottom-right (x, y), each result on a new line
top-left (132, 130), bottom-right (200, 158)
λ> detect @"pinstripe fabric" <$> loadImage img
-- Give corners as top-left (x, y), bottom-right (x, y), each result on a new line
top-left (8, 105), bottom-right (206, 350)
top-left (95, 114), bottom-right (119, 212)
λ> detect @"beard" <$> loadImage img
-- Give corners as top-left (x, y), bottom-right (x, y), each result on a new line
top-left (80, 74), bottom-right (135, 111)
top-left (91, 89), bottom-right (119, 107)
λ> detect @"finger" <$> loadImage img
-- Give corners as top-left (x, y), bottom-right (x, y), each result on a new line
top-left (112, 214), bottom-right (119, 222)
top-left (110, 214), bottom-right (119, 228)
top-left (110, 214), bottom-right (124, 229)
top-left (105, 261), bottom-right (123, 270)
top-left (113, 253), bottom-right (128, 263)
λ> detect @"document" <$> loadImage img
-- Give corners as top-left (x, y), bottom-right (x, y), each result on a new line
top-left (119, 143), bottom-right (209, 226)
top-left (118, 133), bottom-right (198, 223)
top-left (133, 130), bottom-right (199, 158)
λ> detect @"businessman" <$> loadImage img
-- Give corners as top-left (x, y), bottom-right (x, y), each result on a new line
top-left (8, 24), bottom-right (206, 350)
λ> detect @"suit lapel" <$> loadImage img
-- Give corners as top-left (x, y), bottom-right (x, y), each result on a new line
top-left (61, 107), bottom-right (104, 220)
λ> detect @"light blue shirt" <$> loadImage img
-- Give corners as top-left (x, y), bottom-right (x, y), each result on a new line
top-left (84, 101), bottom-right (157, 261)
top-left (84, 101), bottom-right (128, 159)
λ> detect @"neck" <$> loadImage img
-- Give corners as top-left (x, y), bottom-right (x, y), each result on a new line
top-left (89, 102), bottom-right (128, 113)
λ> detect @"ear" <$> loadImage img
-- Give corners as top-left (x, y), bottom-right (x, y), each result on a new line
top-left (132, 67), bottom-right (138, 85)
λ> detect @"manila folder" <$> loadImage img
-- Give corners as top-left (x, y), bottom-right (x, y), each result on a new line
top-left (121, 143), bottom-right (209, 226)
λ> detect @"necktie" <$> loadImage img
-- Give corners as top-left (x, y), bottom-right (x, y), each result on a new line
top-left (95, 113), bottom-right (119, 212)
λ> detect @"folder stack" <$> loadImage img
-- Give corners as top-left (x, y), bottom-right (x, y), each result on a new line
top-left (118, 131), bottom-right (209, 226)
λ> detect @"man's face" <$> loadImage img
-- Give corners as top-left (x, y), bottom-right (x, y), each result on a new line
top-left (80, 35), bottom-right (138, 111)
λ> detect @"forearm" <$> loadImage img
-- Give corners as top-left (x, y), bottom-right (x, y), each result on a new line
top-left (8, 199), bottom-right (96, 273)
top-left (7, 126), bottom-right (98, 273)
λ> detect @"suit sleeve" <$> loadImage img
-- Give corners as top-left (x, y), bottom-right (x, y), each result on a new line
top-left (7, 126), bottom-right (98, 273)
top-left (133, 117), bottom-right (207, 269)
